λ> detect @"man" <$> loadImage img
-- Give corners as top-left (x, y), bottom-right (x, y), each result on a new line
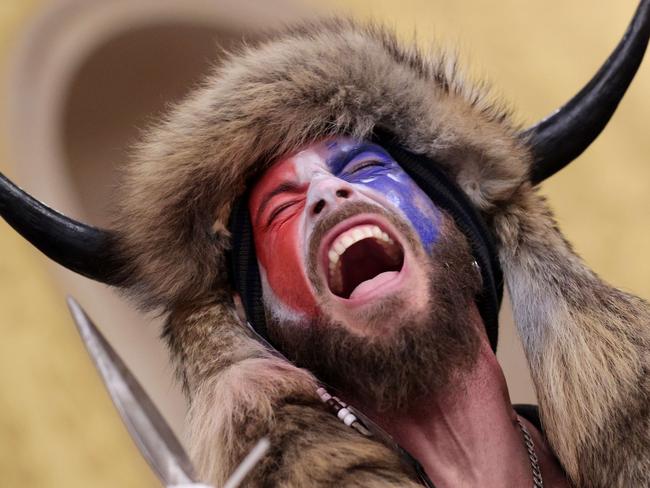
top-left (245, 136), bottom-right (568, 486)
top-left (1, 8), bottom-right (649, 488)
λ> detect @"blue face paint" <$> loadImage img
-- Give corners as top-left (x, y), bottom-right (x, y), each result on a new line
top-left (325, 139), bottom-right (441, 251)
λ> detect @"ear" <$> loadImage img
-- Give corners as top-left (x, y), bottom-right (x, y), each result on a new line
top-left (493, 186), bottom-right (649, 487)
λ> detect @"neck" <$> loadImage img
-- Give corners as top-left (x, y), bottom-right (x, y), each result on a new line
top-left (344, 314), bottom-right (553, 487)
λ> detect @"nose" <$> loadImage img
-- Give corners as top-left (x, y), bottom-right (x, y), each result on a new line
top-left (306, 175), bottom-right (355, 218)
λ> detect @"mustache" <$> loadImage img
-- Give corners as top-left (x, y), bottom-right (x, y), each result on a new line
top-left (306, 201), bottom-right (420, 295)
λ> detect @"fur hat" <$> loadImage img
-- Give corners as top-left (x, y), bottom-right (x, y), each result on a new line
top-left (112, 20), bottom-right (527, 312)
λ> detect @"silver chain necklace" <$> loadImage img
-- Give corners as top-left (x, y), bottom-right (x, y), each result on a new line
top-left (517, 418), bottom-right (544, 487)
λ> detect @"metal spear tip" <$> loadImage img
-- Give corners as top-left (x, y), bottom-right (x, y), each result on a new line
top-left (66, 296), bottom-right (198, 487)
top-left (66, 296), bottom-right (270, 488)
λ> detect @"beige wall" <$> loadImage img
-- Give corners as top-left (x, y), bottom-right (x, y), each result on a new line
top-left (0, 2), bottom-right (157, 487)
top-left (0, 0), bottom-right (647, 486)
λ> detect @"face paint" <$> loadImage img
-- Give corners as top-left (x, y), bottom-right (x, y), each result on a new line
top-left (248, 137), bottom-right (442, 317)
top-left (249, 158), bottom-right (316, 317)
top-left (322, 139), bottom-right (441, 251)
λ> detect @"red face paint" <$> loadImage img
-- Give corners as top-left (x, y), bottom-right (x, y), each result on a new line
top-left (249, 155), bottom-right (317, 316)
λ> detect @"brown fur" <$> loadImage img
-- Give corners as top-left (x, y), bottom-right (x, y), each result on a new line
top-left (493, 187), bottom-right (650, 487)
top-left (167, 295), bottom-right (421, 487)
top-left (113, 18), bottom-right (648, 487)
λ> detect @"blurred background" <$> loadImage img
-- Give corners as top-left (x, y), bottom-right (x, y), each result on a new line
top-left (0, 0), bottom-right (647, 486)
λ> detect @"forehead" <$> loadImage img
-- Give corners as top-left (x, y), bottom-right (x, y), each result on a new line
top-left (251, 137), bottom-right (393, 196)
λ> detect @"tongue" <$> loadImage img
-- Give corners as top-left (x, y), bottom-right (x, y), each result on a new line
top-left (349, 271), bottom-right (400, 300)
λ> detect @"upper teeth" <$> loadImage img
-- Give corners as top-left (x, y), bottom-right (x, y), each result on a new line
top-left (328, 224), bottom-right (393, 269)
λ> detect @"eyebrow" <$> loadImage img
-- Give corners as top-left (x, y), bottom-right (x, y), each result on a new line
top-left (255, 181), bottom-right (304, 224)
top-left (326, 142), bottom-right (393, 174)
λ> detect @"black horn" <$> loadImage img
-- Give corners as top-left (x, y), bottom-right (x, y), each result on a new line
top-left (0, 172), bottom-right (125, 286)
top-left (523, 0), bottom-right (650, 185)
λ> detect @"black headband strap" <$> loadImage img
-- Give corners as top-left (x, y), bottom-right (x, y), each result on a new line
top-left (374, 135), bottom-right (503, 350)
top-left (229, 195), bottom-right (269, 339)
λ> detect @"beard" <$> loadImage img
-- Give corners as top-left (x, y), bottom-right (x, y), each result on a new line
top-left (265, 201), bottom-right (482, 412)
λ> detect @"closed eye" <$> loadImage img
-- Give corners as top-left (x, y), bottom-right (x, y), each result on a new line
top-left (343, 160), bottom-right (385, 176)
top-left (267, 199), bottom-right (301, 226)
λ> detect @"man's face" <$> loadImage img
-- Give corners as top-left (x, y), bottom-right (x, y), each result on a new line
top-left (249, 137), bottom-right (442, 333)
top-left (248, 137), bottom-right (480, 409)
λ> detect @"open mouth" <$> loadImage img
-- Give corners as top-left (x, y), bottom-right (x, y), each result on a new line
top-left (326, 224), bottom-right (405, 299)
